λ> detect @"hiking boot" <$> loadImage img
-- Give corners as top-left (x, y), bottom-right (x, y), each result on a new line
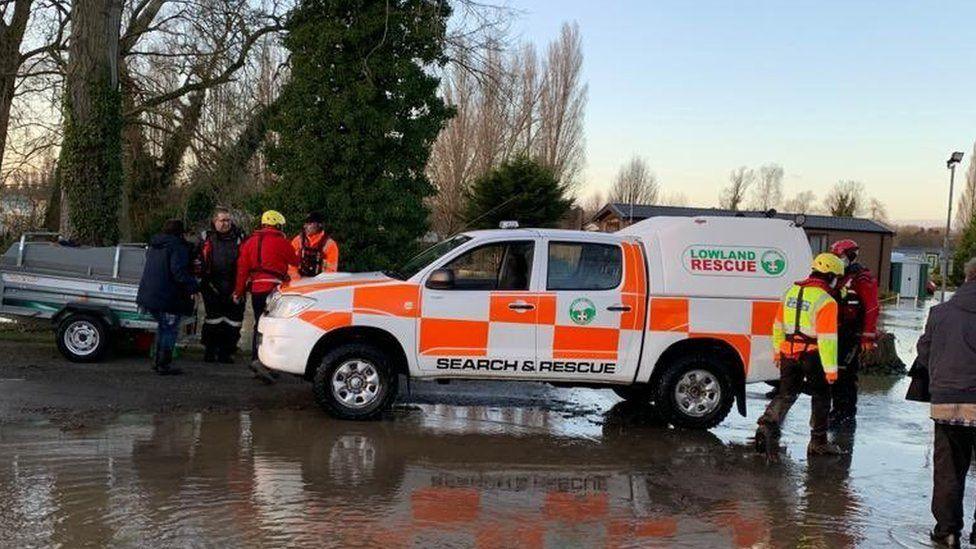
top-left (155, 350), bottom-right (182, 376)
top-left (249, 360), bottom-right (276, 385)
top-left (829, 410), bottom-right (856, 429)
top-left (754, 424), bottom-right (781, 461)
top-left (807, 440), bottom-right (847, 456)
top-left (930, 531), bottom-right (961, 548)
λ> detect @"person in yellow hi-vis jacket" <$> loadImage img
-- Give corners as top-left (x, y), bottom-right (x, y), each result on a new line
top-left (756, 253), bottom-right (846, 459)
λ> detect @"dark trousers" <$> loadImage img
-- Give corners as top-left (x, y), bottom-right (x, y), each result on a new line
top-left (830, 336), bottom-right (860, 419)
top-left (201, 282), bottom-right (245, 357)
top-left (250, 292), bottom-right (271, 360)
top-left (933, 422), bottom-right (976, 537)
top-left (758, 353), bottom-right (830, 439)
top-left (149, 310), bottom-right (182, 356)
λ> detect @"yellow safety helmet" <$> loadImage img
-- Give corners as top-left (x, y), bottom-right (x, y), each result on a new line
top-left (261, 210), bottom-right (286, 227)
top-left (811, 252), bottom-right (844, 276)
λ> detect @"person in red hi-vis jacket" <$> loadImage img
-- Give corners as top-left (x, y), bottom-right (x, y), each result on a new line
top-left (233, 210), bottom-right (299, 373)
top-left (828, 239), bottom-right (880, 426)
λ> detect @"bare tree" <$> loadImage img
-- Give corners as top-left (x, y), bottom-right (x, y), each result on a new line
top-left (719, 166), bottom-right (753, 211)
top-left (867, 197), bottom-right (888, 222)
top-left (535, 22), bottom-right (586, 187)
top-left (609, 155), bottom-right (658, 206)
top-left (823, 180), bottom-right (866, 217)
top-left (955, 141), bottom-right (976, 230)
top-left (427, 22), bottom-right (588, 237)
top-left (579, 189), bottom-right (605, 220)
top-left (748, 163), bottom-right (783, 211)
top-left (782, 190), bottom-right (817, 213)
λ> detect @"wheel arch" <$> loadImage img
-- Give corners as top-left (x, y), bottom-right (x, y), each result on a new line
top-left (304, 326), bottom-right (410, 381)
top-left (649, 337), bottom-right (748, 417)
top-left (53, 304), bottom-right (119, 329)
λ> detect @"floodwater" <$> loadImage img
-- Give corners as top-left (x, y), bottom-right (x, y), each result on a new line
top-left (0, 300), bottom-right (953, 548)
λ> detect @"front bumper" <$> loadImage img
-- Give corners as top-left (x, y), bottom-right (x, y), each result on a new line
top-left (257, 315), bottom-right (321, 375)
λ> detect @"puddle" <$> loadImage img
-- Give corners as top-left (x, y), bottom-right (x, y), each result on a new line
top-left (0, 296), bottom-right (950, 547)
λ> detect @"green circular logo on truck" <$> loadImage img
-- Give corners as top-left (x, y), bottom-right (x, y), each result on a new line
top-left (569, 298), bottom-right (597, 325)
top-left (760, 250), bottom-right (787, 276)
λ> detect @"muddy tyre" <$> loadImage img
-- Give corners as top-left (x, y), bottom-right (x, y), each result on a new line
top-left (653, 353), bottom-right (734, 430)
top-left (56, 313), bottom-right (110, 363)
top-left (611, 385), bottom-right (654, 403)
top-left (313, 343), bottom-right (398, 421)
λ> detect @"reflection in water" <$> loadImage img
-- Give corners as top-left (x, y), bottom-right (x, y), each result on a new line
top-left (0, 389), bottom-right (937, 547)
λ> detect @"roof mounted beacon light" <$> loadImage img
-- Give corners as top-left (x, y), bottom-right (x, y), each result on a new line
top-left (498, 221), bottom-right (519, 229)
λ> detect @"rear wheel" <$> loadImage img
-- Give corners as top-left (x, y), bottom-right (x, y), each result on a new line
top-left (653, 353), bottom-right (734, 430)
top-left (56, 313), bottom-right (110, 363)
top-left (313, 343), bottom-right (398, 420)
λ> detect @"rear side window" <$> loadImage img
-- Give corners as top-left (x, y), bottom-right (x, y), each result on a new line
top-left (440, 241), bottom-right (534, 291)
top-left (547, 242), bottom-right (622, 291)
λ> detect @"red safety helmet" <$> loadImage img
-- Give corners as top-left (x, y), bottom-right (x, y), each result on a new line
top-left (829, 239), bottom-right (859, 258)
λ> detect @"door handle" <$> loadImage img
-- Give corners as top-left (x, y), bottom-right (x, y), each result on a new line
top-left (508, 301), bottom-right (535, 312)
top-left (607, 304), bottom-right (632, 312)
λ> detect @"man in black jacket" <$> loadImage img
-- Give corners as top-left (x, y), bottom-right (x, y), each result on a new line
top-left (137, 219), bottom-right (199, 375)
top-left (197, 208), bottom-right (244, 363)
top-left (918, 257), bottom-right (976, 548)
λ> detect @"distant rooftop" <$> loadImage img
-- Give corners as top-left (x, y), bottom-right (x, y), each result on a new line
top-left (594, 203), bottom-right (895, 235)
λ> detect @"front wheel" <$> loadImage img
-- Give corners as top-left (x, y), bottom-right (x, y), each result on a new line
top-left (653, 354), bottom-right (734, 430)
top-left (313, 343), bottom-right (399, 420)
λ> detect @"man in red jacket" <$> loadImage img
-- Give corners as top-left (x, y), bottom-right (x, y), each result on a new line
top-left (828, 239), bottom-right (880, 426)
top-left (234, 210), bottom-right (299, 366)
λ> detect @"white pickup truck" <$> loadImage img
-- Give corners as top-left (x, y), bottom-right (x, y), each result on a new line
top-left (257, 216), bottom-right (812, 429)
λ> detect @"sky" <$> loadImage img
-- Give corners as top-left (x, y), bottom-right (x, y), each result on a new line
top-left (507, 0), bottom-right (976, 223)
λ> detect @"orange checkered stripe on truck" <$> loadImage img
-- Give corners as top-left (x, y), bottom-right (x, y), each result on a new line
top-left (646, 297), bottom-right (780, 373)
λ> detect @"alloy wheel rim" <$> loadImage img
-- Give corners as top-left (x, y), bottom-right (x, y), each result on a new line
top-left (331, 359), bottom-right (381, 409)
top-left (674, 369), bottom-right (721, 417)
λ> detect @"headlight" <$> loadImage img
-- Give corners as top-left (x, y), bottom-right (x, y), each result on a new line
top-left (265, 294), bottom-right (316, 318)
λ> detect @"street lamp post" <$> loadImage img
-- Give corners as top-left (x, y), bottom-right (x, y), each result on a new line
top-left (943, 151), bottom-right (965, 302)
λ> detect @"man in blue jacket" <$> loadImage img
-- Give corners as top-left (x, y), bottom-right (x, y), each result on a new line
top-left (137, 219), bottom-right (199, 375)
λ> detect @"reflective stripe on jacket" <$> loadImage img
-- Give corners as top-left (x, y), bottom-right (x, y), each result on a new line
top-left (772, 279), bottom-right (839, 378)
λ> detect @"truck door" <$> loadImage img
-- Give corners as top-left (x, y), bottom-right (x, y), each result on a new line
top-left (417, 240), bottom-right (539, 377)
top-left (539, 240), bottom-right (646, 383)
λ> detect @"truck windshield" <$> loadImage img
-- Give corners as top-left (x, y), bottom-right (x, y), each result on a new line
top-left (386, 235), bottom-right (472, 280)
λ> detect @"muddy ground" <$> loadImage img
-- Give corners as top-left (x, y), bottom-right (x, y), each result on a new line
top-left (0, 301), bottom-right (959, 548)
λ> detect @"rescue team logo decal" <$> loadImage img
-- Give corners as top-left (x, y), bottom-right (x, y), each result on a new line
top-left (569, 297), bottom-right (597, 325)
top-left (760, 250), bottom-right (787, 276)
top-left (683, 245), bottom-right (788, 278)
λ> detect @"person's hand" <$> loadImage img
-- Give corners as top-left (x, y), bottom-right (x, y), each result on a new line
top-left (232, 293), bottom-right (242, 304)
top-left (825, 372), bottom-right (838, 385)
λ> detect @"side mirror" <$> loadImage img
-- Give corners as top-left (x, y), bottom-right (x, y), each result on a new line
top-left (426, 268), bottom-right (455, 290)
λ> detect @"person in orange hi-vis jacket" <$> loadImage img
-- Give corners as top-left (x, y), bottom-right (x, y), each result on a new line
top-left (755, 253), bottom-right (846, 461)
top-left (290, 211), bottom-right (339, 279)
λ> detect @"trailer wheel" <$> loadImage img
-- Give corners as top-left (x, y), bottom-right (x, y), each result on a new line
top-left (56, 313), bottom-right (110, 363)
top-left (653, 353), bottom-right (734, 430)
top-left (313, 343), bottom-right (398, 421)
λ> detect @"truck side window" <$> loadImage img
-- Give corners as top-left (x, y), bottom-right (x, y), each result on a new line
top-left (440, 241), bottom-right (534, 291)
top-left (547, 242), bottom-right (622, 291)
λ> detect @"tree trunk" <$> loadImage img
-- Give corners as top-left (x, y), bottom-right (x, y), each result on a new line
top-left (58, 0), bottom-right (124, 245)
top-left (0, 0), bottom-right (34, 179)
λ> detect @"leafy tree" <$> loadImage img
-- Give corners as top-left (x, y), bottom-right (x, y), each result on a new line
top-left (265, 0), bottom-right (453, 270)
top-left (465, 156), bottom-right (571, 229)
top-left (953, 213), bottom-right (976, 284)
